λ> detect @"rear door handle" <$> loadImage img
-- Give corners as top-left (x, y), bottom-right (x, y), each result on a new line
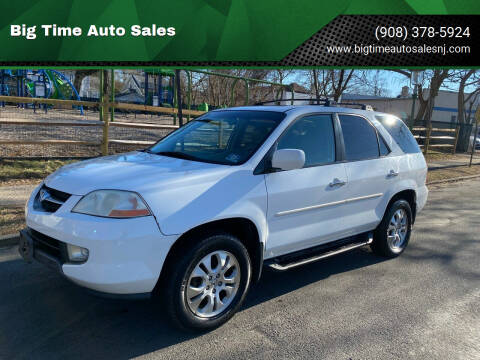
top-left (387, 170), bottom-right (399, 177)
top-left (329, 178), bottom-right (347, 187)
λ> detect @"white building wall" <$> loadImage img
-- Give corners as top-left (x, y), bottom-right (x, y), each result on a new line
top-left (347, 90), bottom-right (479, 124)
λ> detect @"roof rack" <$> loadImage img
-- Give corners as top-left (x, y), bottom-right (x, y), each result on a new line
top-left (254, 98), bottom-right (373, 111)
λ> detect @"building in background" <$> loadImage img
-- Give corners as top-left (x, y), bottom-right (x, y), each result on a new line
top-left (342, 88), bottom-right (479, 124)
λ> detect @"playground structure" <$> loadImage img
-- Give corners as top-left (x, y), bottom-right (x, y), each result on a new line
top-left (140, 69), bottom-right (298, 123)
top-left (0, 68), bottom-right (298, 124)
top-left (111, 69), bottom-right (296, 125)
top-left (143, 69), bottom-right (176, 107)
top-left (0, 69), bottom-right (301, 158)
top-left (0, 70), bottom-right (83, 114)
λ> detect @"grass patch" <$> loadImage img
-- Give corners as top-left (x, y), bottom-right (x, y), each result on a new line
top-left (0, 206), bottom-right (24, 235)
top-left (0, 159), bottom-right (76, 184)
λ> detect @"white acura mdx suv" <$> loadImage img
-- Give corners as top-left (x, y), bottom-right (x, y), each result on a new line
top-left (19, 105), bottom-right (428, 330)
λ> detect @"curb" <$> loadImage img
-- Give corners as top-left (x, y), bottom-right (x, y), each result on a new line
top-left (426, 173), bottom-right (480, 185)
top-left (0, 233), bottom-right (19, 248)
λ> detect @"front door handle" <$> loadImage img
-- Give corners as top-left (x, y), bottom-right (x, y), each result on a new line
top-left (387, 170), bottom-right (399, 177)
top-left (329, 178), bottom-right (347, 187)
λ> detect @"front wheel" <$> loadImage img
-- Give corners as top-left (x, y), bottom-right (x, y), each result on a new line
top-left (162, 233), bottom-right (252, 331)
top-left (371, 199), bottom-right (412, 257)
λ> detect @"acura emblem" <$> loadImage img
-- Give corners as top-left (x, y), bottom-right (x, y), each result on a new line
top-left (39, 189), bottom-right (50, 202)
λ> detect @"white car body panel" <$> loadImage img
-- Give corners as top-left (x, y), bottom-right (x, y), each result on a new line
top-left (264, 163), bottom-right (350, 258)
top-left (24, 106), bottom-right (429, 295)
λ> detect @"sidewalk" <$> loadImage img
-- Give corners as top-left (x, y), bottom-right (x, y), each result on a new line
top-left (0, 184), bottom-right (38, 207)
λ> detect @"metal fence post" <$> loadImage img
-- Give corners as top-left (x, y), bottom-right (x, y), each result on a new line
top-left (110, 69), bottom-right (115, 123)
top-left (175, 69), bottom-right (183, 127)
top-left (230, 79), bottom-right (239, 106)
top-left (100, 70), bottom-right (109, 156)
top-left (186, 70), bottom-right (192, 122)
top-left (99, 70), bottom-right (104, 123)
top-left (172, 74), bottom-right (177, 125)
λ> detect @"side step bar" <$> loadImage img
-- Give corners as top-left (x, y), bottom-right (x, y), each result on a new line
top-left (267, 233), bottom-right (374, 271)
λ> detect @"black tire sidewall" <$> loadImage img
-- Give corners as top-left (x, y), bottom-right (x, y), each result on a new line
top-left (374, 199), bottom-right (412, 257)
top-left (170, 233), bottom-right (251, 330)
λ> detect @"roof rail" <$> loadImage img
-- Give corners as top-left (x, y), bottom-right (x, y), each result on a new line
top-left (254, 99), bottom-right (373, 110)
top-left (254, 98), bottom-right (332, 106)
top-left (335, 102), bottom-right (374, 111)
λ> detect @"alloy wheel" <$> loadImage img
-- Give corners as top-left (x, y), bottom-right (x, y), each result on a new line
top-left (387, 208), bottom-right (408, 252)
top-left (184, 250), bottom-right (240, 318)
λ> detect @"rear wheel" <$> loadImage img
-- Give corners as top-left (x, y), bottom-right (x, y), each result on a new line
top-left (162, 233), bottom-right (251, 331)
top-left (371, 199), bottom-right (412, 257)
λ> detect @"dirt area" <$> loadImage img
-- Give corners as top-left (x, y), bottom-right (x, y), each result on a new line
top-left (0, 206), bottom-right (24, 235)
top-left (425, 151), bottom-right (459, 161)
top-left (0, 105), bottom-right (177, 157)
top-left (427, 164), bottom-right (480, 183)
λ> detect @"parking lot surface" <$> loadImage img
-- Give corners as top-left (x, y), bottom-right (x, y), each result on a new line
top-left (0, 179), bottom-right (479, 360)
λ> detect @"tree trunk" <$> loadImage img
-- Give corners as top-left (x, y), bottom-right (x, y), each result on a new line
top-left (73, 70), bottom-right (98, 97)
top-left (419, 70), bottom-right (450, 128)
top-left (312, 70), bottom-right (320, 103)
top-left (456, 70), bottom-right (477, 151)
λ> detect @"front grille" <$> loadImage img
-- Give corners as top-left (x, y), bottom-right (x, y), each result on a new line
top-left (34, 185), bottom-right (71, 213)
top-left (29, 228), bottom-right (67, 263)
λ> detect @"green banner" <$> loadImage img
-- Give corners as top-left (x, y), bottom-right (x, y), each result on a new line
top-left (0, 0), bottom-right (479, 62)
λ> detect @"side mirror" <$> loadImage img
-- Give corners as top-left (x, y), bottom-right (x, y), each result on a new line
top-left (271, 149), bottom-right (305, 171)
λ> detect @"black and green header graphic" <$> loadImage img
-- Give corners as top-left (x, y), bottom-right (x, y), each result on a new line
top-left (0, 0), bottom-right (479, 65)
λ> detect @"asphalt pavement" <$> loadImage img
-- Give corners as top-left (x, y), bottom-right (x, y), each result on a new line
top-left (0, 179), bottom-right (479, 359)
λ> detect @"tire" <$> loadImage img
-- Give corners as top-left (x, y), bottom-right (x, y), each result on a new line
top-left (162, 232), bottom-right (252, 331)
top-left (371, 199), bottom-right (413, 258)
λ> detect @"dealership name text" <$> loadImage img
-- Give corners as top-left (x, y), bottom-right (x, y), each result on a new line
top-left (10, 24), bottom-right (176, 40)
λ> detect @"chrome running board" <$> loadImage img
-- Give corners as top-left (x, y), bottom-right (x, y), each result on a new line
top-left (267, 233), bottom-right (373, 271)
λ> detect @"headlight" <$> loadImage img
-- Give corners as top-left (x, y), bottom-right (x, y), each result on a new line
top-left (72, 190), bottom-right (151, 218)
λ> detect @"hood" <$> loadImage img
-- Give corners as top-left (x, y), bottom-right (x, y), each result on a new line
top-left (45, 151), bottom-right (231, 195)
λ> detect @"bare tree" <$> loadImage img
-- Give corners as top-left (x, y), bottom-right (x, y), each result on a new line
top-left (307, 70), bottom-right (354, 102)
top-left (354, 70), bottom-right (390, 97)
top-left (455, 70), bottom-right (480, 124)
top-left (391, 69), bottom-right (451, 126)
top-left (330, 70), bottom-right (355, 102)
top-left (73, 70), bottom-right (98, 95)
top-left (451, 70), bottom-right (480, 151)
top-left (311, 69), bottom-right (321, 103)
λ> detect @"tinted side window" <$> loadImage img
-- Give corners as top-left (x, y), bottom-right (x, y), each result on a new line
top-left (277, 114), bottom-right (335, 167)
top-left (379, 135), bottom-right (390, 156)
top-left (376, 115), bottom-right (421, 154)
top-left (339, 115), bottom-right (380, 161)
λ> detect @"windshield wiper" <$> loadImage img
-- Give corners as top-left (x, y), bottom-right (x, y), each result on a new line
top-left (154, 151), bottom-right (201, 161)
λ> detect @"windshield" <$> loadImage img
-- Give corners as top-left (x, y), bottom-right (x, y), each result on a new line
top-left (148, 110), bottom-right (285, 165)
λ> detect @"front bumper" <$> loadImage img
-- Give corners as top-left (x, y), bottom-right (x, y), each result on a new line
top-left (23, 184), bottom-right (179, 295)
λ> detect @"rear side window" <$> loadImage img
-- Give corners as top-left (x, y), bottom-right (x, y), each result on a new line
top-left (379, 135), bottom-right (390, 156)
top-left (376, 115), bottom-right (421, 154)
top-left (277, 114), bottom-right (335, 167)
top-left (339, 115), bottom-right (379, 161)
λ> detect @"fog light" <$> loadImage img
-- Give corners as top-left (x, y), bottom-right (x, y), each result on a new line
top-left (67, 244), bottom-right (89, 262)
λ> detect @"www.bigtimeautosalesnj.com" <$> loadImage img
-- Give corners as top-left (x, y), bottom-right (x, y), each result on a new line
top-left (10, 24), bottom-right (176, 40)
